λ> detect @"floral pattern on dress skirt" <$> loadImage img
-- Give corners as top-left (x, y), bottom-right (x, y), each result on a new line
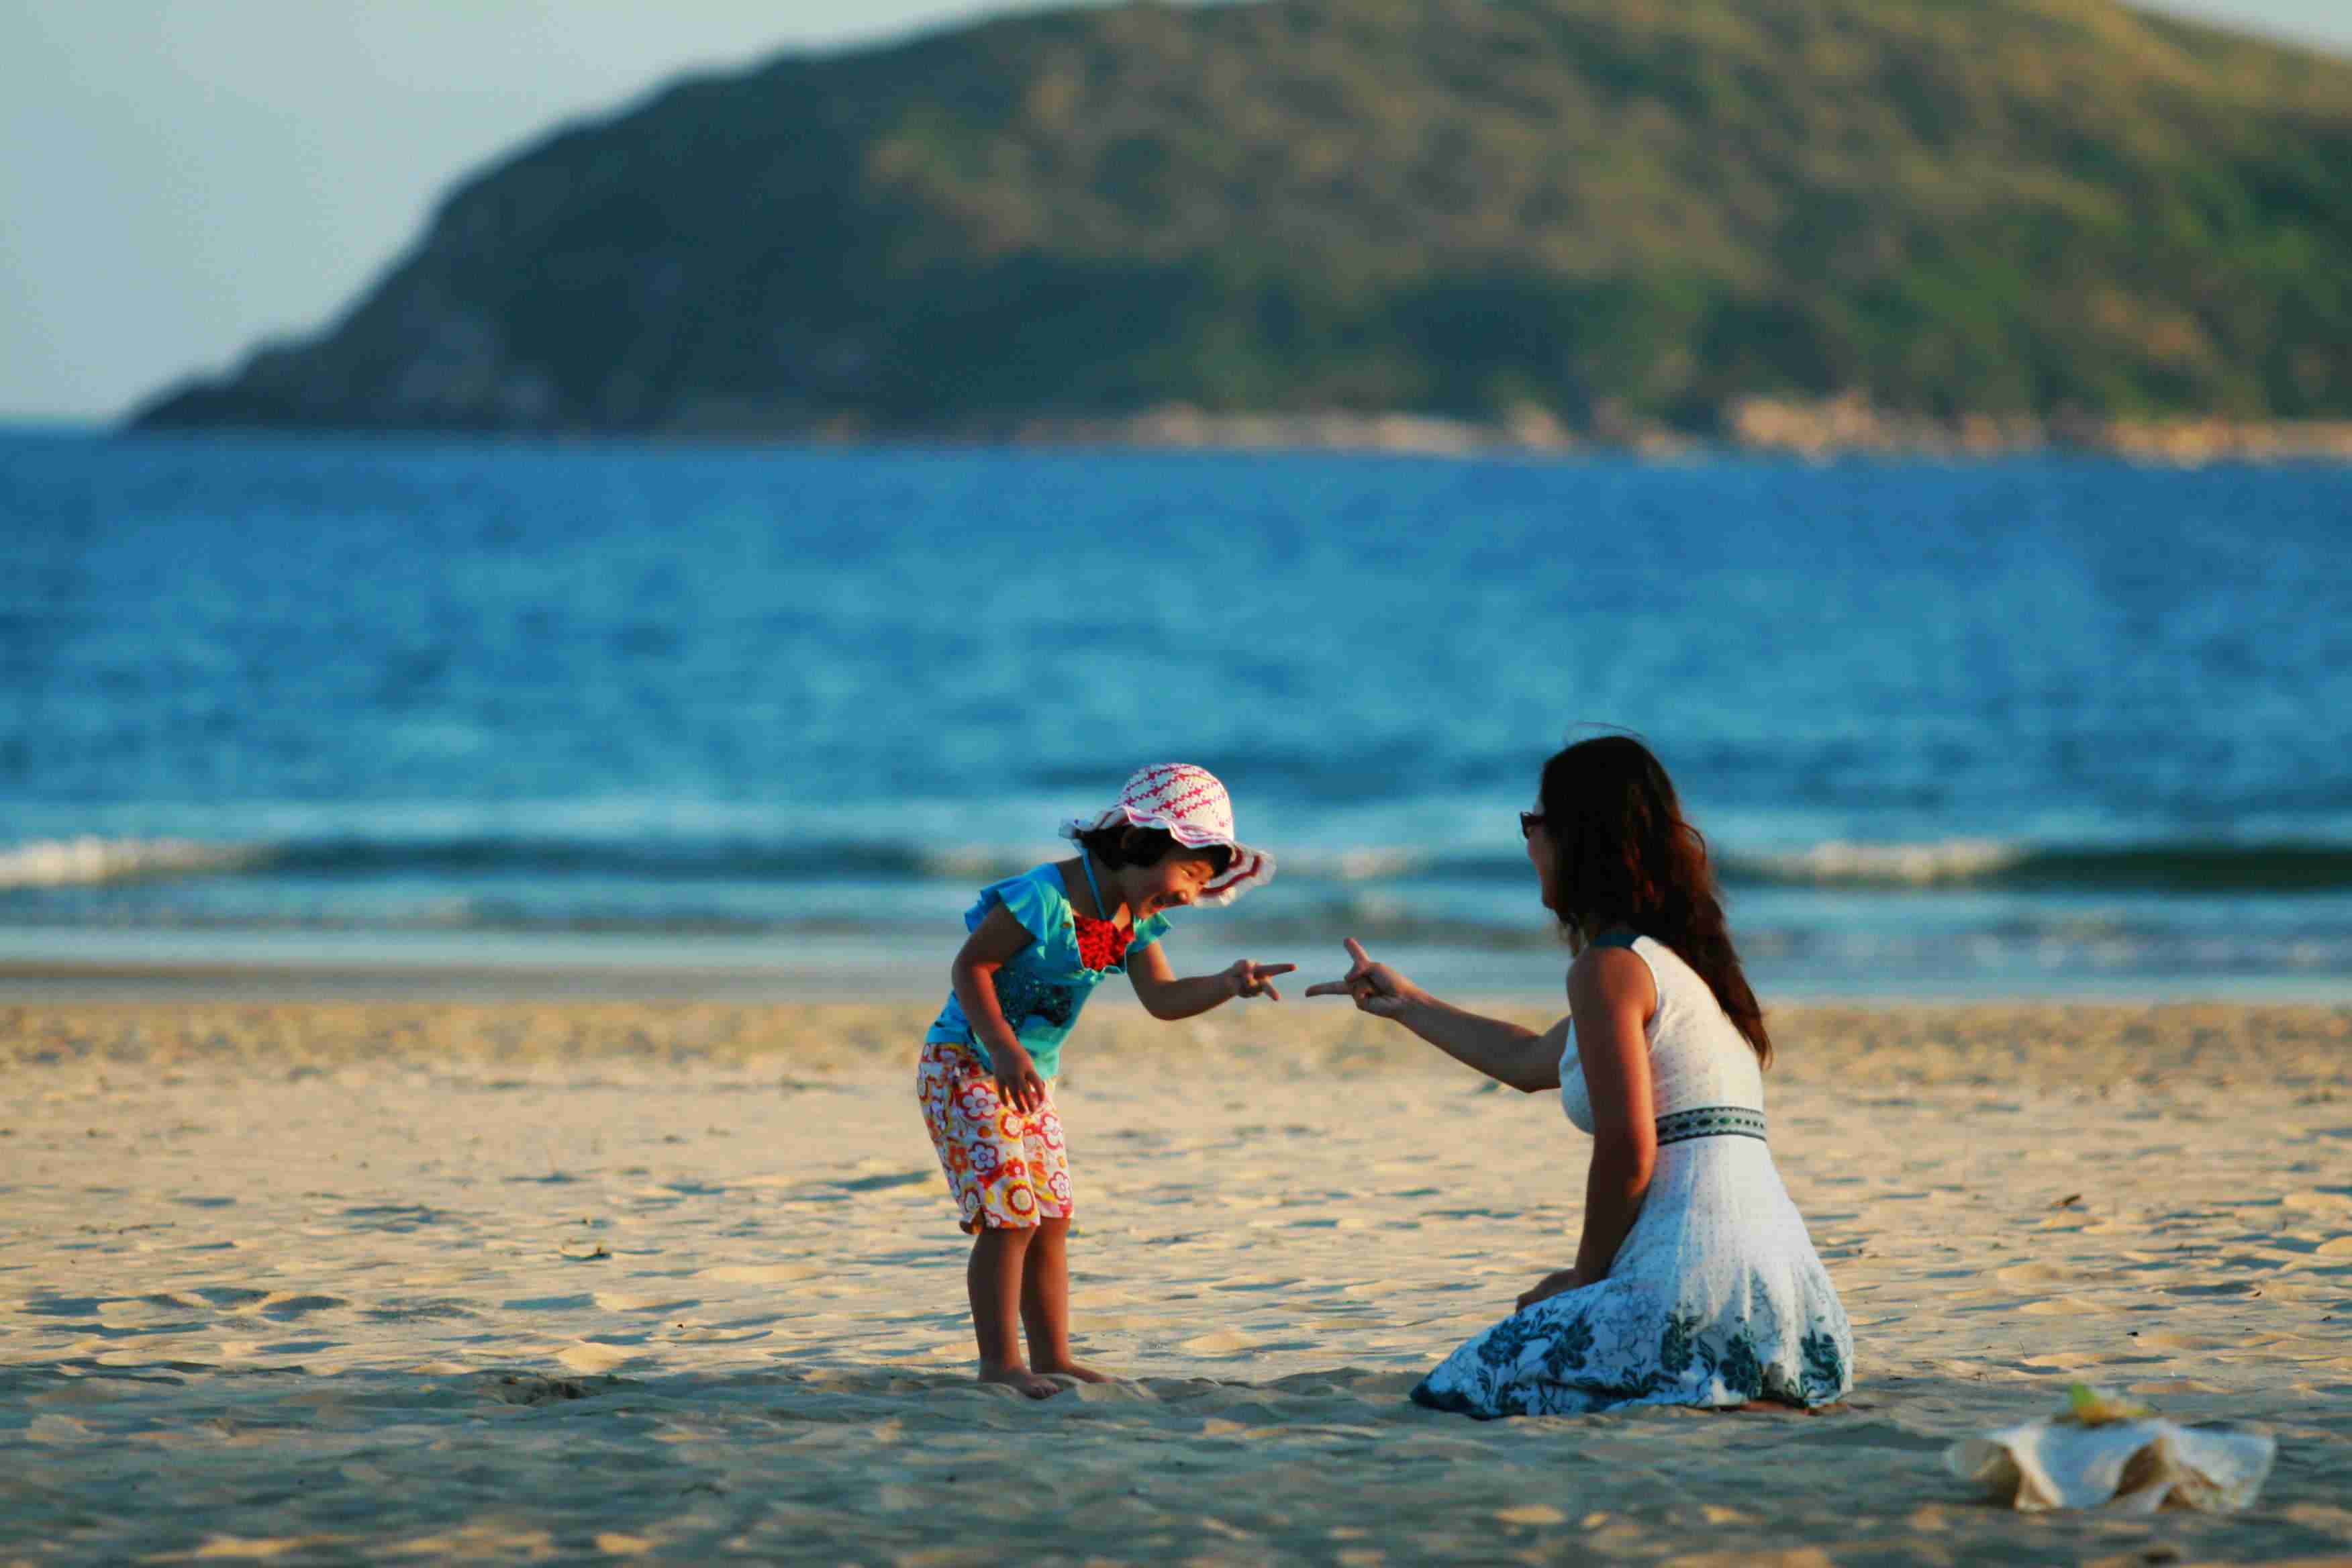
top-left (1408, 1273), bottom-right (1851, 1419)
top-left (916, 1039), bottom-right (1073, 1232)
top-left (1407, 1097), bottom-right (1855, 1421)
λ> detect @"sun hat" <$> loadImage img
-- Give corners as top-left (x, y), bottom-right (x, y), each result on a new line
top-left (1059, 764), bottom-right (1274, 905)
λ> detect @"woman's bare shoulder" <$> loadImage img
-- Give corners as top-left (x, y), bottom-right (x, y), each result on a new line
top-left (1567, 942), bottom-right (1656, 1018)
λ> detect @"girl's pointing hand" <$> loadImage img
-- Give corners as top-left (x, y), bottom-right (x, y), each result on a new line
top-left (1224, 959), bottom-right (1296, 1001)
top-left (1304, 937), bottom-right (1418, 1018)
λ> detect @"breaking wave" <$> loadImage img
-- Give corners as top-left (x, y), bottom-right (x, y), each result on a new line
top-left (6, 834), bottom-right (2351, 895)
top-left (0, 838), bottom-right (274, 890)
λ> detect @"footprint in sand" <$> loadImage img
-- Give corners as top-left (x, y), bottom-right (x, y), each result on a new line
top-left (696, 1263), bottom-right (819, 1284)
top-left (503, 1293), bottom-right (596, 1312)
top-left (2129, 1329), bottom-right (2237, 1351)
top-left (2282, 1189), bottom-right (2352, 1213)
top-left (556, 1341), bottom-right (638, 1375)
top-left (257, 1337), bottom-right (339, 1357)
top-left (660, 1322), bottom-right (771, 1344)
top-left (1993, 1262), bottom-right (2100, 1288)
top-left (483, 1373), bottom-right (599, 1404)
top-left (835, 1171), bottom-right (932, 1193)
top-left (2014, 1295), bottom-right (2114, 1316)
top-left (360, 1297), bottom-right (477, 1323)
top-left (591, 1291), bottom-right (700, 1314)
top-left (194, 1287), bottom-right (272, 1308)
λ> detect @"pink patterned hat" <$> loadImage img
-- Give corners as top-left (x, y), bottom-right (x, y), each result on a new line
top-left (1059, 763), bottom-right (1274, 905)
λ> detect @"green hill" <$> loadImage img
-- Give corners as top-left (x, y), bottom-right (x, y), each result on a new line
top-left (132, 0), bottom-right (2352, 442)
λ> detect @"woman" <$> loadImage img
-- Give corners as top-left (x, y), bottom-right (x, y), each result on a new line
top-left (1308, 736), bottom-right (1851, 1418)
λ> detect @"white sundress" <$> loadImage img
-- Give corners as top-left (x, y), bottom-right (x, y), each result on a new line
top-left (1412, 934), bottom-right (1853, 1418)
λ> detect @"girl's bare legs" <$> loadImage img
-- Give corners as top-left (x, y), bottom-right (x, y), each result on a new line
top-left (968, 1226), bottom-right (1061, 1398)
top-left (1021, 1217), bottom-right (1112, 1383)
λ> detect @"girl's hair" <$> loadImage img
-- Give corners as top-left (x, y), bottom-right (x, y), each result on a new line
top-left (1075, 824), bottom-right (1234, 877)
top-left (1538, 734), bottom-right (1772, 1066)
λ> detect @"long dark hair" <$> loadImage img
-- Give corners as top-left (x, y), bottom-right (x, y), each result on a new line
top-left (1538, 735), bottom-right (1771, 1065)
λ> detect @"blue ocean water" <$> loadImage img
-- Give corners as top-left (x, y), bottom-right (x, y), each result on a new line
top-left (3, 426), bottom-right (2349, 997)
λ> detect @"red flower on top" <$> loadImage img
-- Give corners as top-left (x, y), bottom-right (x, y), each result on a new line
top-left (1073, 914), bottom-right (1132, 972)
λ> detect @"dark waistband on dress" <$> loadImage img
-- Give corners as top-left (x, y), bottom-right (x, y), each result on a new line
top-left (1655, 1105), bottom-right (1767, 1146)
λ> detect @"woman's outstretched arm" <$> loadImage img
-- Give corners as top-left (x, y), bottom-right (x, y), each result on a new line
top-left (1304, 937), bottom-right (1566, 1093)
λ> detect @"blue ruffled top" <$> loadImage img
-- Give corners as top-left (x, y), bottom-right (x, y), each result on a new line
top-left (926, 861), bottom-right (1169, 1079)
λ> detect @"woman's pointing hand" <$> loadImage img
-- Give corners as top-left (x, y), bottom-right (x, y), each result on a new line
top-left (1304, 937), bottom-right (1418, 1018)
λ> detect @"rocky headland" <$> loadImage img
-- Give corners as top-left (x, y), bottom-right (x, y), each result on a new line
top-left (132, 0), bottom-right (2352, 460)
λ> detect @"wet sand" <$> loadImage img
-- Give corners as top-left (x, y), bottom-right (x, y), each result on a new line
top-left (3, 999), bottom-right (2349, 1564)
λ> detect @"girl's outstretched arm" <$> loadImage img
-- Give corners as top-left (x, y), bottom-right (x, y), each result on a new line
top-left (1126, 942), bottom-right (1295, 1020)
top-left (1304, 937), bottom-right (1567, 1093)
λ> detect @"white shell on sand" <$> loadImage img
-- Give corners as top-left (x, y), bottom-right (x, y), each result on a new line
top-left (1947, 1418), bottom-right (2277, 1512)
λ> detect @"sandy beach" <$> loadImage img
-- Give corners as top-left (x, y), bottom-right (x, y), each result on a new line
top-left (3, 997), bottom-right (2349, 1565)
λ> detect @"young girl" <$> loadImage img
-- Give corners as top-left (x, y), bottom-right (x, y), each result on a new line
top-left (918, 763), bottom-right (1289, 1399)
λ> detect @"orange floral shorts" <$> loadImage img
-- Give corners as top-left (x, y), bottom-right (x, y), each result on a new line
top-left (916, 1039), bottom-right (1074, 1233)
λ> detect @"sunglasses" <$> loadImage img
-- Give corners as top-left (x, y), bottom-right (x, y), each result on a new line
top-left (1519, 812), bottom-right (1545, 839)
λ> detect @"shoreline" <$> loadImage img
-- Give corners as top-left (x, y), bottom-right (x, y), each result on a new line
top-left (7, 993), bottom-right (2348, 1082)
top-left (8, 952), bottom-right (2352, 1008)
top-left (73, 404), bottom-right (2352, 464)
top-left (1009, 400), bottom-right (2352, 466)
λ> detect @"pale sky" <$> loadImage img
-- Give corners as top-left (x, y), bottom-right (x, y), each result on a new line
top-left (4, 0), bottom-right (2346, 424)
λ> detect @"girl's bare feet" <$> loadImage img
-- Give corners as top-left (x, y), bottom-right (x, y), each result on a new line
top-left (978, 1362), bottom-right (1063, 1400)
top-left (1035, 1359), bottom-right (1115, 1384)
